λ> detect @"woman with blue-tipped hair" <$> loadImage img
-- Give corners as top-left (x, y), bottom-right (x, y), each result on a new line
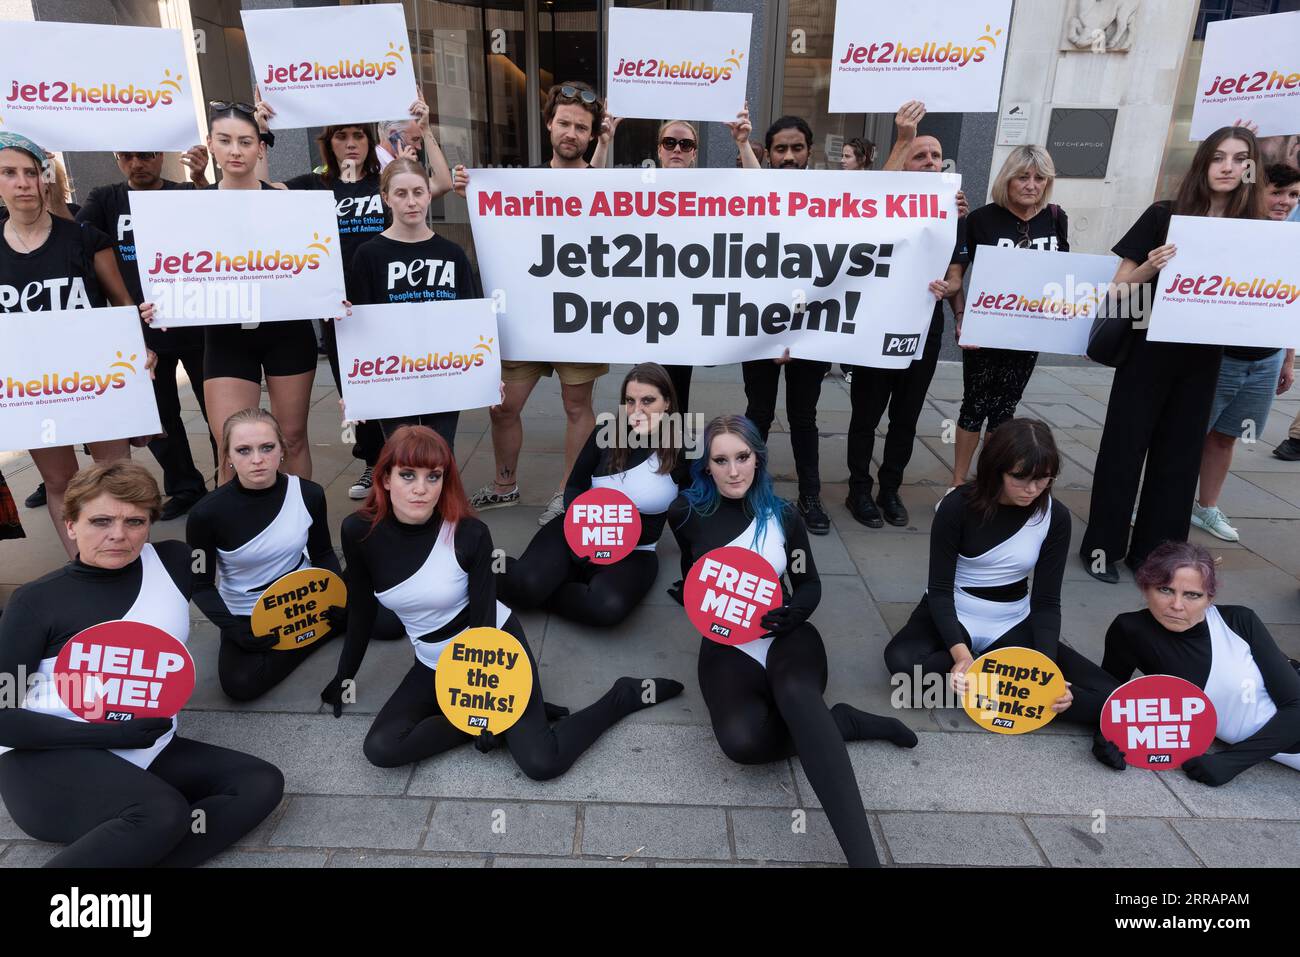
top-left (667, 414), bottom-right (917, 868)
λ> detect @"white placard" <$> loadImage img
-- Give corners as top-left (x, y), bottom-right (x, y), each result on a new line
top-left (129, 190), bottom-right (346, 327)
top-left (1191, 11), bottom-right (1300, 140)
top-left (828, 0), bottom-right (1013, 114)
top-left (466, 168), bottom-right (961, 369)
top-left (0, 22), bottom-right (200, 151)
top-left (335, 300), bottom-right (502, 421)
top-left (242, 3), bottom-right (418, 130)
top-left (960, 245), bottom-right (1119, 355)
top-left (0, 307), bottom-right (161, 453)
top-left (606, 8), bottom-right (751, 123)
top-left (1148, 215), bottom-right (1300, 349)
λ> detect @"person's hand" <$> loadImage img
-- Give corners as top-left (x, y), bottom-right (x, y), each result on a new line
top-left (253, 94), bottom-right (274, 133)
top-left (1091, 730), bottom-right (1127, 771)
top-left (948, 651), bottom-right (975, 696)
top-left (321, 675), bottom-right (348, 718)
top-left (334, 299), bottom-right (352, 323)
top-left (453, 164), bottom-right (470, 198)
top-left (726, 103), bottom-right (753, 145)
top-left (598, 113), bottom-right (622, 147)
top-left (321, 604), bottom-right (348, 634)
top-left (144, 348), bottom-right (158, 379)
top-left (760, 605), bottom-right (810, 635)
top-left (410, 95), bottom-right (432, 133)
top-left (894, 100), bottom-right (926, 139)
top-left (955, 319), bottom-right (978, 351)
top-left (139, 301), bottom-right (157, 327)
top-left (1049, 682), bottom-right (1074, 714)
top-left (221, 621), bottom-right (278, 653)
top-left (1182, 752), bottom-right (1234, 787)
top-left (956, 189), bottom-right (969, 218)
top-left (774, 347), bottom-right (792, 365)
top-left (396, 142), bottom-right (420, 163)
top-left (1279, 363), bottom-right (1295, 395)
top-left (109, 717), bottom-right (174, 750)
top-left (1146, 243), bottom-right (1177, 272)
top-left (1231, 118), bottom-right (1260, 135)
top-left (929, 279), bottom-right (949, 300)
top-left (181, 144), bottom-right (210, 186)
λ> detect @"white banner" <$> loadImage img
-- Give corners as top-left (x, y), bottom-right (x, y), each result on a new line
top-left (466, 168), bottom-right (960, 368)
top-left (828, 0), bottom-right (1013, 114)
top-left (0, 22), bottom-right (200, 152)
top-left (0, 307), bottom-right (161, 453)
top-left (1148, 216), bottom-right (1300, 349)
top-left (335, 300), bottom-right (502, 421)
top-left (606, 8), bottom-right (751, 123)
top-left (1191, 11), bottom-right (1300, 140)
top-left (129, 190), bottom-right (346, 327)
top-left (242, 3), bottom-right (418, 130)
top-left (960, 246), bottom-right (1118, 355)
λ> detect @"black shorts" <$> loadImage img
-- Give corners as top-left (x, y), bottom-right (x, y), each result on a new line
top-left (204, 320), bottom-right (319, 383)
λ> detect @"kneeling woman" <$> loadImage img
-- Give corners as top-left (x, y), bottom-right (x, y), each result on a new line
top-left (884, 419), bottom-right (1114, 727)
top-left (1101, 541), bottom-right (1300, 785)
top-left (187, 409), bottom-right (343, 701)
top-left (500, 363), bottom-right (686, 627)
top-left (0, 462), bottom-right (283, 867)
top-left (669, 415), bottom-right (916, 868)
top-left (322, 425), bottom-right (682, 775)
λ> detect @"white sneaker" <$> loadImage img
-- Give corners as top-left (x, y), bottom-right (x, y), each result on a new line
top-left (470, 482), bottom-right (520, 510)
top-left (348, 466), bottom-right (373, 501)
top-left (1191, 503), bottom-right (1240, 542)
top-left (538, 492), bottom-right (565, 526)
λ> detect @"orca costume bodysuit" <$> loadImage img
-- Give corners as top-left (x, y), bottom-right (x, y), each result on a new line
top-left (669, 493), bottom-right (918, 868)
top-left (187, 473), bottom-right (342, 700)
top-left (1103, 606), bottom-right (1300, 784)
top-left (500, 427), bottom-right (684, 627)
top-left (328, 510), bottom-right (682, 775)
top-left (884, 486), bottom-right (1117, 725)
top-left (0, 541), bottom-right (283, 867)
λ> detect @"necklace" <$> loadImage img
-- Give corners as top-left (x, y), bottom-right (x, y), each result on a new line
top-left (6, 211), bottom-right (51, 252)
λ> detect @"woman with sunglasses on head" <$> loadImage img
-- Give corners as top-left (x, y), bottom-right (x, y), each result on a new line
top-left (187, 409), bottom-right (343, 701)
top-left (669, 415), bottom-right (917, 868)
top-left (198, 102), bottom-right (325, 482)
top-left (947, 146), bottom-right (1067, 496)
top-left (321, 425), bottom-right (683, 774)
top-left (0, 132), bottom-right (158, 558)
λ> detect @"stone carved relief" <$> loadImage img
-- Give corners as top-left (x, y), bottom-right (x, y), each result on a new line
top-left (1061, 0), bottom-right (1141, 53)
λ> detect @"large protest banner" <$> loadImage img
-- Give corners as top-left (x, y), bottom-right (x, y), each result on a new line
top-left (242, 3), bottom-right (418, 130)
top-left (0, 21), bottom-right (200, 151)
top-left (129, 190), bottom-right (346, 327)
top-left (828, 0), bottom-right (1013, 114)
top-left (334, 299), bottom-right (502, 421)
top-left (0, 307), bottom-right (161, 453)
top-left (1147, 216), bottom-right (1300, 350)
top-left (606, 8), bottom-right (752, 123)
top-left (960, 246), bottom-right (1118, 354)
top-left (466, 168), bottom-right (960, 368)
top-left (1191, 10), bottom-right (1300, 140)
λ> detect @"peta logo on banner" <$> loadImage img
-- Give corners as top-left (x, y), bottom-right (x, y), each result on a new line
top-left (1099, 675), bottom-right (1218, 770)
top-left (882, 333), bottom-right (920, 357)
top-left (683, 546), bottom-right (783, 645)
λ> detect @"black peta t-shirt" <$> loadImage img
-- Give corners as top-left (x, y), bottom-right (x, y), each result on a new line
top-left (0, 215), bottom-right (112, 313)
top-left (77, 180), bottom-right (200, 349)
top-left (964, 202), bottom-right (1069, 263)
top-left (347, 233), bottom-right (481, 306)
top-left (284, 172), bottom-right (386, 274)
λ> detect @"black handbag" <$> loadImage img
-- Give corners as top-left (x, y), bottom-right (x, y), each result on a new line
top-left (1085, 289), bottom-right (1136, 368)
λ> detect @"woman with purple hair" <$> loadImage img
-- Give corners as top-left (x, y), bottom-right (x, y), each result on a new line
top-left (1100, 541), bottom-right (1300, 784)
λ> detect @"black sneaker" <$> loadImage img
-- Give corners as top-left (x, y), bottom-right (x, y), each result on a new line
top-left (24, 483), bottom-right (46, 509)
top-left (798, 495), bottom-right (831, 535)
top-left (160, 494), bottom-right (202, 522)
top-left (1081, 553), bottom-right (1120, 583)
top-left (845, 491), bottom-right (883, 529)
top-left (876, 488), bottom-right (909, 527)
top-left (1273, 438), bottom-right (1300, 461)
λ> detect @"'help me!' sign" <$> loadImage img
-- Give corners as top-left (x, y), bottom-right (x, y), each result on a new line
top-left (1099, 675), bottom-right (1218, 770)
top-left (564, 488), bottom-right (642, 564)
top-left (54, 621), bottom-right (195, 722)
top-left (684, 546), bottom-right (782, 645)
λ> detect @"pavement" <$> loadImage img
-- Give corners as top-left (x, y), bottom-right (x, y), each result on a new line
top-left (1, 356), bottom-right (1297, 868)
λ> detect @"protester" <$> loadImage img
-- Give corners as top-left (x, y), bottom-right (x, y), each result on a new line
top-left (840, 137), bottom-right (876, 170)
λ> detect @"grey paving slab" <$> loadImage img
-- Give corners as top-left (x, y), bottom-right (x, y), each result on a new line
top-left (1214, 568), bottom-right (1300, 625)
top-left (203, 848), bottom-right (329, 868)
top-left (1024, 815), bottom-right (1201, 868)
top-left (1238, 470), bottom-right (1300, 509)
top-left (492, 855), bottom-right (651, 867)
top-left (1213, 473), bottom-right (1300, 521)
top-left (0, 803), bottom-right (28, 841)
top-left (796, 731), bottom-right (1191, 817)
top-left (877, 812), bottom-right (1043, 866)
top-left (269, 796), bottom-right (433, 850)
top-left (579, 804), bottom-right (731, 861)
top-left (423, 801), bottom-right (577, 856)
top-left (1155, 757), bottom-right (1300, 820)
top-left (328, 852), bottom-right (487, 868)
top-left (0, 843), bottom-right (59, 867)
top-left (730, 807), bottom-right (858, 864)
top-left (406, 722), bottom-right (799, 807)
top-left (1225, 518), bottom-right (1300, 577)
top-left (843, 532), bottom-right (932, 603)
top-left (1170, 819), bottom-right (1300, 867)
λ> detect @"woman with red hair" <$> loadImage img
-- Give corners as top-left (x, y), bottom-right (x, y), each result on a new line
top-left (321, 426), bottom-right (682, 774)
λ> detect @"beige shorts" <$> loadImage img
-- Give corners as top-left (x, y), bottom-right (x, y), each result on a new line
top-left (501, 360), bottom-right (609, 386)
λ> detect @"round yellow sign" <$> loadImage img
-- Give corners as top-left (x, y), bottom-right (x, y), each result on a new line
top-left (960, 645), bottom-right (1065, 735)
top-left (250, 568), bottom-right (347, 652)
top-left (435, 627), bottom-right (534, 736)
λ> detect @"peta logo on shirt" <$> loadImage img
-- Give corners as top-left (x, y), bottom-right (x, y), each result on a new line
top-left (0, 277), bottom-right (92, 311)
top-left (388, 258), bottom-right (456, 291)
top-left (116, 214), bottom-right (134, 242)
top-left (996, 235), bottom-right (1060, 252)
top-left (337, 194), bottom-right (383, 218)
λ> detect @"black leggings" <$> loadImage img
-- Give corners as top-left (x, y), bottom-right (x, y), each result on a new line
top-left (498, 516), bottom-right (658, 627)
top-left (0, 736), bottom-right (283, 867)
top-left (218, 617), bottom-right (340, 701)
top-left (958, 348), bottom-right (1037, 433)
top-left (364, 613), bottom-right (654, 779)
top-left (698, 627), bottom-right (879, 868)
top-left (882, 594), bottom-right (1117, 725)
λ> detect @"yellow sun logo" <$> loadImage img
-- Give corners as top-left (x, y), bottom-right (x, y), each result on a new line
top-left (385, 42), bottom-right (406, 63)
top-left (159, 68), bottom-right (184, 92)
top-left (977, 25), bottom-right (1003, 49)
top-left (473, 336), bottom-right (494, 355)
top-left (308, 232), bottom-right (333, 256)
top-left (109, 350), bottom-right (138, 374)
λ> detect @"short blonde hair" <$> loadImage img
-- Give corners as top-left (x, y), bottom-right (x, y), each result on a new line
top-left (990, 145), bottom-right (1056, 212)
top-left (63, 461), bottom-right (161, 523)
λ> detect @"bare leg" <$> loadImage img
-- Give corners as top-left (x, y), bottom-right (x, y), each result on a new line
top-left (558, 380), bottom-right (596, 493)
top-left (266, 369), bottom-right (317, 480)
top-left (488, 377), bottom-right (539, 492)
top-left (952, 426), bottom-right (982, 487)
top-left (1197, 430), bottom-right (1237, 509)
top-left (204, 377), bottom-right (262, 485)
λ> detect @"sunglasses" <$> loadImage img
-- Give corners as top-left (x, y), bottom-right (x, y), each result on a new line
top-left (208, 100), bottom-right (256, 117)
top-left (115, 152), bottom-right (160, 161)
top-left (1015, 219), bottom-right (1033, 249)
top-left (660, 136), bottom-right (697, 153)
top-left (555, 85), bottom-right (598, 105)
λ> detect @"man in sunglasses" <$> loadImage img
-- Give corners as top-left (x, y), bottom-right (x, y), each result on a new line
top-left (76, 145), bottom-right (216, 520)
top-left (455, 80), bottom-right (611, 525)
